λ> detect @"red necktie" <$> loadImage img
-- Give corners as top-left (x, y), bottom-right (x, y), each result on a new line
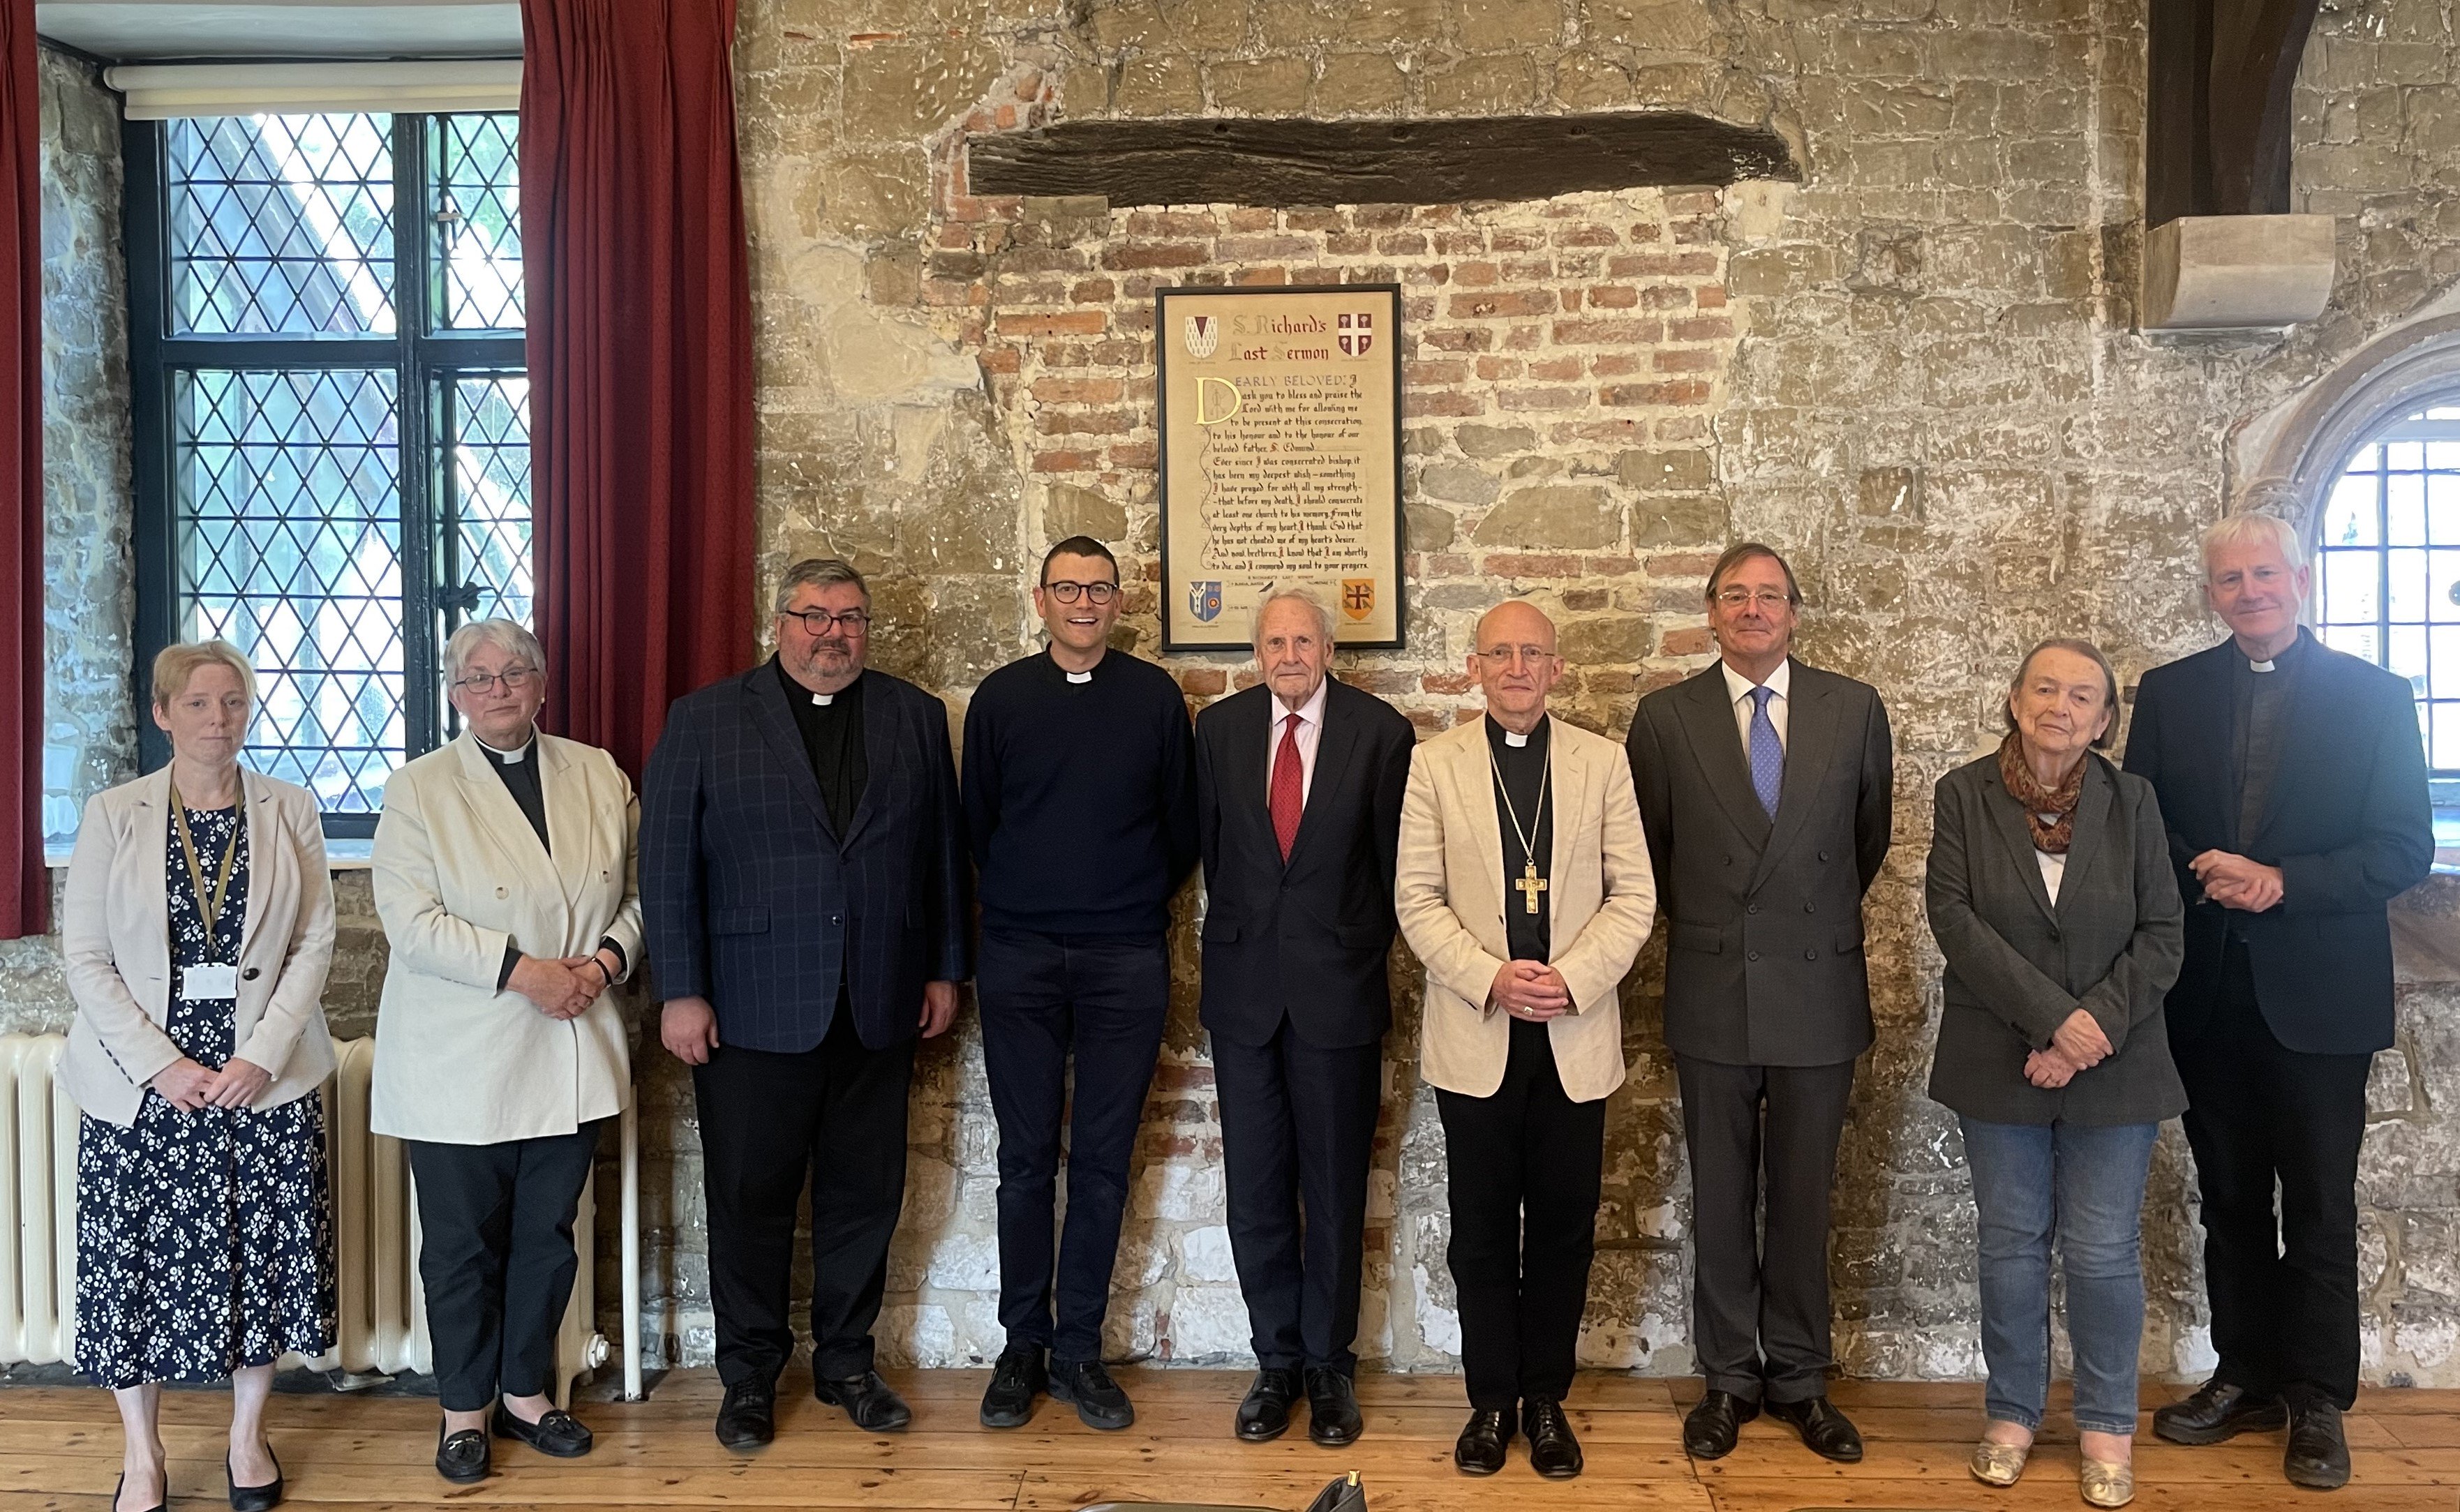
top-left (1269, 712), bottom-right (1304, 862)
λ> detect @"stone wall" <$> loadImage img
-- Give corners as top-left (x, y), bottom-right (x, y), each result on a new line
top-left (15, 0), bottom-right (2460, 1393)
top-left (36, 44), bottom-right (134, 846)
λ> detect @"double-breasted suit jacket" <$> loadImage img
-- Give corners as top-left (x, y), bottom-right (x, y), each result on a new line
top-left (1395, 714), bottom-right (1657, 1103)
top-left (370, 733), bottom-right (644, 1144)
top-left (1195, 678), bottom-right (1418, 1049)
top-left (1626, 659), bottom-right (1894, 1068)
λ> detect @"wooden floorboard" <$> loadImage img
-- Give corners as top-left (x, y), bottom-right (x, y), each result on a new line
top-left (1, 1369), bottom-right (2454, 1512)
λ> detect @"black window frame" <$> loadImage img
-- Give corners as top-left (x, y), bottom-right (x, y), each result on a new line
top-left (126, 110), bottom-right (528, 838)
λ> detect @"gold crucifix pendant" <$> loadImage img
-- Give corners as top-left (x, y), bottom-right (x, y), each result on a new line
top-left (1514, 861), bottom-right (1547, 915)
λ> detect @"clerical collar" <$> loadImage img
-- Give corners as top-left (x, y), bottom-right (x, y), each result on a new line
top-left (780, 658), bottom-right (860, 706)
top-left (1065, 670), bottom-right (1092, 684)
top-left (1050, 649), bottom-right (1101, 685)
top-left (2244, 629), bottom-right (2304, 674)
top-left (478, 732), bottom-right (535, 763)
top-left (1488, 712), bottom-right (1547, 749)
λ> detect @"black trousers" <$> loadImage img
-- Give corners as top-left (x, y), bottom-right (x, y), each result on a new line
top-left (976, 927), bottom-right (1169, 1363)
top-left (405, 1120), bottom-right (604, 1412)
top-left (1436, 1019), bottom-right (1606, 1411)
top-left (1213, 1018), bottom-right (1381, 1374)
top-left (1676, 1052), bottom-right (1856, 1405)
top-left (2176, 938), bottom-right (2373, 1409)
top-left (694, 1007), bottom-right (916, 1388)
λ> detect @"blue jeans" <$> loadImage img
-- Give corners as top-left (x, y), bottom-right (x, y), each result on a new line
top-left (1960, 1117), bottom-right (2160, 1436)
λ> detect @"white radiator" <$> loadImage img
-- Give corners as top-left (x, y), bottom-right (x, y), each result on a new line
top-left (0, 1033), bottom-right (639, 1405)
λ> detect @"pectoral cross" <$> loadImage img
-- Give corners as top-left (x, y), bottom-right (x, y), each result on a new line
top-left (1515, 862), bottom-right (1547, 915)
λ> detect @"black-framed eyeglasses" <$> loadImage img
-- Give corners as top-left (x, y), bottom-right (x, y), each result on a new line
top-left (784, 608), bottom-right (872, 635)
top-left (451, 666), bottom-right (539, 694)
top-left (1043, 580), bottom-right (1119, 605)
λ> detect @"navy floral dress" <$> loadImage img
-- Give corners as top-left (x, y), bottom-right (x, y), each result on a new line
top-left (74, 803), bottom-right (336, 1388)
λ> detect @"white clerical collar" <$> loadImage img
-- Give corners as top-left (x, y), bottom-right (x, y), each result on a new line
top-left (1493, 713), bottom-right (1544, 748)
top-left (812, 692), bottom-right (834, 705)
top-left (1065, 670), bottom-right (1092, 684)
top-left (2249, 658), bottom-right (2274, 673)
top-left (1721, 657), bottom-right (1790, 705)
top-left (479, 732), bottom-right (535, 763)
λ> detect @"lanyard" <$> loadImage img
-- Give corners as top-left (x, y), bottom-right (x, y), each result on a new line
top-left (170, 782), bottom-right (241, 964)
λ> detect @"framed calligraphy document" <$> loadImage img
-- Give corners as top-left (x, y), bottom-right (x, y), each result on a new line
top-left (1156, 283), bottom-right (1405, 651)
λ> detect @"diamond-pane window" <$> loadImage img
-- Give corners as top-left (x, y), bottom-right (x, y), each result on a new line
top-left (435, 114), bottom-right (523, 330)
top-left (167, 114), bottom-right (396, 335)
top-left (444, 374), bottom-right (534, 626)
top-left (176, 370), bottom-right (407, 814)
top-left (135, 112), bottom-right (532, 834)
top-left (2317, 398), bottom-right (2460, 774)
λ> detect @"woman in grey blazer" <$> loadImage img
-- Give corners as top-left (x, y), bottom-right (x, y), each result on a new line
top-left (1925, 638), bottom-right (2186, 1510)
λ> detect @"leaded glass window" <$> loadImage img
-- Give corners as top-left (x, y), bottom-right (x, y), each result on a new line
top-left (2316, 398), bottom-right (2460, 775)
top-left (133, 112), bottom-right (529, 834)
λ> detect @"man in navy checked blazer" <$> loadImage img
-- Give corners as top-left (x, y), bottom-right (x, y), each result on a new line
top-left (642, 557), bottom-right (969, 1453)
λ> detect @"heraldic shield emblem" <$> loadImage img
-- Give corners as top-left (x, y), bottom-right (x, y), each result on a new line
top-left (1188, 580), bottom-right (1223, 622)
top-left (1184, 314), bottom-right (1221, 359)
top-left (1340, 578), bottom-right (1376, 621)
top-left (1337, 311), bottom-right (1374, 357)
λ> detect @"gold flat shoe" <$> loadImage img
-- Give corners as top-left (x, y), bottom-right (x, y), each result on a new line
top-left (2080, 1458), bottom-right (2135, 1509)
top-left (1968, 1439), bottom-right (2029, 1486)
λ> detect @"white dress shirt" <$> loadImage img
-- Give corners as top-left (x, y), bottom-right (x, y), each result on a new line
top-left (2036, 846), bottom-right (2066, 905)
top-left (1720, 657), bottom-right (1791, 754)
top-left (1266, 676), bottom-right (1330, 806)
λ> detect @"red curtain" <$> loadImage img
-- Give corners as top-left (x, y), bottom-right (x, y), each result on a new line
top-left (1, 0), bottom-right (45, 939)
top-left (521, 0), bottom-right (755, 779)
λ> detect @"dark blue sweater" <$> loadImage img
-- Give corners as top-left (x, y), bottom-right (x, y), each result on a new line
top-left (962, 648), bottom-right (1199, 936)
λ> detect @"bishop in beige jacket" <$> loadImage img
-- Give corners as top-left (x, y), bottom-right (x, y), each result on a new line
top-left (1395, 599), bottom-right (1655, 1481)
top-left (370, 620), bottom-right (641, 1478)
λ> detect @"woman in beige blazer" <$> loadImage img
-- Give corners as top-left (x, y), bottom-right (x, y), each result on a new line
top-left (63, 641), bottom-right (336, 1512)
top-left (370, 620), bottom-right (641, 1484)
top-left (1394, 600), bottom-right (1655, 1480)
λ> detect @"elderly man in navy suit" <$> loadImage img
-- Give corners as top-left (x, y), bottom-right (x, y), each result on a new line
top-left (642, 557), bottom-right (970, 1452)
top-left (1194, 587), bottom-right (1415, 1448)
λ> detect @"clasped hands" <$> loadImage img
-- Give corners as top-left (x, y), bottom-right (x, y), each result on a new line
top-left (658, 980), bottom-right (962, 1067)
top-left (510, 948), bottom-right (625, 1023)
top-left (1490, 959), bottom-right (1572, 1021)
top-left (2023, 1008), bottom-right (2114, 1089)
top-left (148, 1054), bottom-right (273, 1111)
top-left (2190, 848), bottom-right (2284, 913)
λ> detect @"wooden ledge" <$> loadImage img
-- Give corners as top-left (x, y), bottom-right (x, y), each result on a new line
top-left (965, 114), bottom-right (1800, 208)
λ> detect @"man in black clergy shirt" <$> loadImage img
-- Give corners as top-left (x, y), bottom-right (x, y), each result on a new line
top-left (641, 558), bottom-right (969, 1452)
top-left (2126, 513), bottom-right (2431, 1492)
top-left (964, 535), bottom-right (1199, 1432)
top-left (1193, 587), bottom-right (1415, 1447)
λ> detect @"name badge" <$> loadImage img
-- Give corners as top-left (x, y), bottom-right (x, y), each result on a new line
top-left (181, 963), bottom-right (238, 1000)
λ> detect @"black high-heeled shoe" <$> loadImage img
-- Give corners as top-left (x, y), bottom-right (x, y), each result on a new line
top-left (228, 1444), bottom-right (284, 1511)
top-left (112, 1472), bottom-right (169, 1512)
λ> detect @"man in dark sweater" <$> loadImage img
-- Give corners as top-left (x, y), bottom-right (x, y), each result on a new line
top-left (963, 535), bottom-right (1199, 1431)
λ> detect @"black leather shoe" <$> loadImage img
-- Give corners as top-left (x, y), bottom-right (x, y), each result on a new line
top-left (493, 1403), bottom-right (595, 1458)
top-left (713, 1381), bottom-right (776, 1453)
top-left (1237, 1368), bottom-right (1302, 1442)
top-left (228, 1446), bottom-right (283, 1511)
top-left (1454, 1408), bottom-right (1512, 1475)
top-left (2154, 1380), bottom-right (2287, 1446)
top-left (1766, 1395), bottom-right (1863, 1463)
top-left (1522, 1398), bottom-right (1583, 1479)
top-left (2284, 1399), bottom-right (2353, 1490)
top-left (1050, 1357), bottom-right (1135, 1430)
top-left (981, 1343), bottom-right (1048, 1428)
top-left (1682, 1390), bottom-right (1760, 1460)
top-left (114, 1472), bottom-right (169, 1512)
top-left (1305, 1368), bottom-right (1363, 1447)
top-left (435, 1423), bottom-right (491, 1483)
top-left (816, 1370), bottom-right (913, 1432)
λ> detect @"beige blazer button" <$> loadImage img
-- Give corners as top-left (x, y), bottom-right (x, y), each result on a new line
top-left (496, 885), bottom-right (509, 898)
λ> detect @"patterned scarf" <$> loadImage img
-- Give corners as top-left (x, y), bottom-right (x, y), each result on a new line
top-left (1997, 731), bottom-right (2086, 855)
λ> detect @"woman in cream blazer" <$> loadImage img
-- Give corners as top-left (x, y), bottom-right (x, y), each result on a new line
top-left (370, 620), bottom-right (641, 1484)
top-left (64, 641), bottom-right (336, 1512)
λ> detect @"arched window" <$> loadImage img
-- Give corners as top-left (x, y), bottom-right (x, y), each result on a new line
top-left (2314, 394), bottom-right (2460, 776)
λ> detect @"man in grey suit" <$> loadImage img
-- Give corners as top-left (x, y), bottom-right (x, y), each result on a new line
top-left (1625, 542), bottom-right (1893, 1465)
